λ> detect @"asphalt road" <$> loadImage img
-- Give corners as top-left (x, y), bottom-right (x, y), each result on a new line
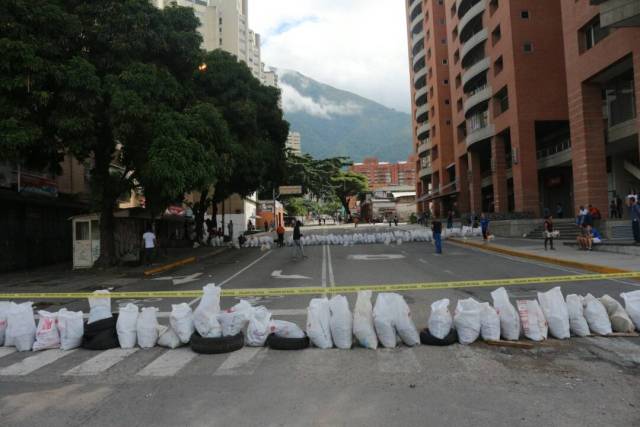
top-left (1, 228), bottom-right (639, 426)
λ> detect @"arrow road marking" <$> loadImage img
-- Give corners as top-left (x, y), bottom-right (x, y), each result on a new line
top-left (271, 270), bottom-right (312, 280)
top-left (152, 273), bottom-right (203, 286)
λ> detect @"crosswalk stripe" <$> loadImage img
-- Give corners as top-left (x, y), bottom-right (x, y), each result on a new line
top-left (0, 349), bottom-right (76, 376)
top-left (137, 348), bottom-right (198, 377)
top-left (377, 347), bottom-right (422, 373)
top-left (213, 347), bottom-right (264, 376)
top-left (0, 347), bottom-right (17, 359)
top-left (64, 348), bottom-right (138, 376)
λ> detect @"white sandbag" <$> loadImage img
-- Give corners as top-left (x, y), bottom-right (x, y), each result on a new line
top-left (0, 301), bottom-right (10, 346)
top-left (583, 294), bottom-right (612, 335)
top-left (537, 287), bottom-right (570, 339)
top-left (329, 295), bottom-right (353, 349)
top-left (491, 287), bottom-right (520, 340)
top-left (306, 298), bottom-right (333, 349)
top-left (57, 308), bottom-right (84, 351)
top-left (170, 303), bottom-right (195, 344)
top-left (116, 303), bottom-right (139, 349)
top-left (600, 295), bottom-right (635, 333)
top-left (33, 310), bottom-right (61, 351)
top-left (5, 302), bottom-right (36, 351)
top-left (193, 284), bottom-right (222, 338)
top-left (270, 320), bottom-right (306, 339)
top-left (428, 299), bottom-right (452, 340)
top-left (246, 306), bottom-right (272, 346)
top-left (480, 303), bottom-right (501, 342)
top-left (353, 290), bottom-right (378, 349)
top-left (566, 295), bottom-right (590, 337)
top-left (517, 300), bottom-right (548, 341)
top-left (373, 293), bottom-right (398, 348)
top-left (620, 290), bottom-right (640, 329)
top-left (137, 307), bottom-right (160, 348)
top-left (217, 300), bottom-right (253, 337)
top-left (157, 326), bottom-right (183, 349)
top-left (392, 294), bottom-right (420, 346)
top-left (454, 298), bottom-right (482, 344)
top-left (88, 290), bottom-right (112, 324)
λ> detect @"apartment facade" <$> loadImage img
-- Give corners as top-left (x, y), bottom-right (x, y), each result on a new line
top-left (560, 0), bottom-right (640, 216)
top-left (286, 131), bottom-right (302, 156)
top-left (351, 156), bottom-right (418, 190)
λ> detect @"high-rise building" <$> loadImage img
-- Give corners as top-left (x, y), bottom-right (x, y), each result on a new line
top-left (407, 0), bottom-right (571, 217)
top-left (350, 156), bottom-right (418, 190)
top-left (286, 132), bottom-right (302, 156)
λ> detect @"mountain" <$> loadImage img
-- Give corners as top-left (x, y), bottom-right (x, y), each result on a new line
top-left (277, 70), bottom-right (413, 163)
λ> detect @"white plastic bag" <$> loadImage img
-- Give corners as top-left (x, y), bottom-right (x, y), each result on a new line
top-left (373, 293), bottom-right (398, 348)
top-left (491, 287), bottom-right (520, 340)
top-left (392, 294), bottom-right (420, 346)
top-left (454, 298), bottom-right (482, 344)
top-left (537, 287), bottom-right (570, 339)
top-left (117, 303), bottom-right (139, 349)
top-left (353, 291), bottom-right (378, 349)
top-left (583, 294), bottom-right (612, 335)
top-left (57, 308), bottom-right (84, 351)
top-left (88, 290), bottom-right (112, 324)
top-left (480, 303), bottom-right (501, 342)
top-left (5, 302), bottom-right (36, 351)
top-left (270, 320), bottom-right (305, 339)
top-left (217, 300), bottom-right (253, 337)
top-left (0, 301), bottom-right (10, 346)
top-left (517, 300), bottom-right (548, 341)
top-left (329, 295), bottom-right (353, 349)
top-left (246, 306), bottom-right (272, 346)
top-left (620, 290), bottom-right (640, 329)
top-left (157, 326), bottom-right (183, 349)
top-left (600, 295), bottom-right (635, 333)
top-left (306, 298), bottom-right (333, 349)
top-left (33, 310), bottom-right (61, 351)
top-left (428, 299), bottom-right (452, 340)
top-left (566, 295), bottom-right (590, 337)
top-left (137, 307), bottom-right (160, 348)
top-left (193, 284), bottom-right (222, 338)
top-left (170, 303), bottom-right (195, 343)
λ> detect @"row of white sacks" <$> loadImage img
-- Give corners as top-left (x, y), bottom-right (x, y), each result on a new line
top-left (2, 286), bottom-right (639, 352)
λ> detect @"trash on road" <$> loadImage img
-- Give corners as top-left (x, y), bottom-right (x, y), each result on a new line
top-left (306, 298), bottom-right (333, 349)
top-left (329, 295), bottom-right (353, 349)
top-left (491, 287), bottom-right (521, 341)
top-left (454, 298), bottom-right (482, 345)
top-left (583, 294), bottom-right (612, 335)
top-left (117, 303), bottom-right (139, 349)
top-left (427, 298), bottom-right (452, 340)
top-left (58, 308), bottom-right (84, 351)
top-left (517, 299), bottom-right (548, 342)
top-left (480, 303), bottom-right (501, 342)
top-left (33, 310), bottom-right (61, 351)
top-left (193, 284), bottom-right (222, 338)
top-left (566, 295), bottom-right (590, 337)
top-left (88, 290), bottom-right (112, 324)
top-left (620, 290), bottom-right (640, 329)
top-left (353, 290), bottom-right (377, 349)
top-left (5, 302), bottom-right (36, 351)
top-left (137, 307), bottom-right (160, 349)
top-left (600, 295), bottom-right (635, 333)
top-left (246, 306), bottom-right (272, 347)
top-left (0, 301), bottom-right (11, 346)
top-left (170, 303), bottom-right (195, 344)
top-left (538, 287), bottom-right (570, 339)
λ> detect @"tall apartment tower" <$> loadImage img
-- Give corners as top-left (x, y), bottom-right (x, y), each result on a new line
top-left (560, 0), bottom-right (640, 216)
top-left (407, 0), bottom-right (570, 217)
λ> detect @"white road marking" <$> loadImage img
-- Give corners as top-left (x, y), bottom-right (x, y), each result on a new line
top-left (137, 348), bottom-right (198, 377)
top-left (377, 347), bottom-right (422, 373)
top-left (173, 273), bottom-right (203, 286)
top-left (418, 258), bottom-right (429, 264)
top-left (0, 348), bottom-right (17, 359)
top-left (189, 250), bottom-right (273, 307)
top-left (271, 270), bottom-right (311, 280)
top-left (347, 254), bottom-right (406, 261)
top-left (0, 349), bottom-right (76, 376)
top-left (327, 245), bottom-right (335, 287)
top-left (64, 348), bottom-right (138, 376)
top-left (213, 347), bottom-right (265, 376)
top-left (321, 245), bottom-right (327, 289)
top-left (443, 270), bottom-right (455, 275)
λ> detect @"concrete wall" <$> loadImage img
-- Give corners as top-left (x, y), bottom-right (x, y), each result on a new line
top-left (486, 219), bottom-right (540, 237)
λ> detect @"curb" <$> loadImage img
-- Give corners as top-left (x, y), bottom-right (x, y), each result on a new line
top-left (143, 248), bottom-right (227, 276)
top-left (449, 238), bottom-right (629, 275)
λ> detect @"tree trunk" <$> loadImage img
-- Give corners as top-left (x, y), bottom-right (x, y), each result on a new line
top-left (194, 189), bottom-right (208, 243)
top-left (339, 196), bottom-right (350, 217)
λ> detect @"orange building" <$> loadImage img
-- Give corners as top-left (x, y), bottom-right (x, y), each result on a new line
top-left (350, 155), bottom-right (417, 190)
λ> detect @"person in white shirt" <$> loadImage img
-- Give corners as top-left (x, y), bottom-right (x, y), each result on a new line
top-left (142, 227), bottom-right (157, 266)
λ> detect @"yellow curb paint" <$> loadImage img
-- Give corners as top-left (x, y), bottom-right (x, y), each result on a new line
top-left (143, 256), bottom-right (197, 276)
top-left (449, 239), bottom-right (630, 275)
top-left (2, 272), bottom-right (640, 300)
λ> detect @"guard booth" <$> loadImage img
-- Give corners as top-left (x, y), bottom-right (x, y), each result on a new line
top-left (71, 213), bottom-right (101, 269)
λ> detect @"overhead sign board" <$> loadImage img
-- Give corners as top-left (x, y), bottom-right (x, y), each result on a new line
top-left (279, 185), bottom-right (303, 195)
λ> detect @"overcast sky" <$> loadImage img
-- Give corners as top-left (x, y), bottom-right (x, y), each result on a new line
top-left (248, 0), bottom-right (411, 113)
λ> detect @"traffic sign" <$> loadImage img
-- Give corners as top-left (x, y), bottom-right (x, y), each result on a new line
top-left (279, 185), bottom-right (303, 195)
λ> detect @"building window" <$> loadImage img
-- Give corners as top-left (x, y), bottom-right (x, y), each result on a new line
top-left (454, 50), bottom-right (460, 63)
top-left (445, 99), bottom-right (450, 105)
top-left (457, 99), bottom-right (463, 112)
top-left (521, 10), bottom-right (529, 19)
top-left (452, 27), bottom-right (458, 40)
top-left (446, 120), bottom-right (451, 125)
top-left (494, 56), bottom-right (504, 75)
top-left (455, 74), bottom-right (461, 88)
top-left (219, 17), bottom-right (223, 24)
top-left (492, 25), bottom-right (501, 46)
top-left (441, 38), bottom-right (447, 44)
top-left (605, 70), bottom-right (637, 127)
top-left (494, 86), bottom-right (509, 116)
top-left (451, 4), bottom-right (457, 17)
top-left (489, 0), bottom-right (499, 15)
top-left (523, 42), bottom-right (533, 53)
top-left (442, 59), bottom-right (448, 65)
top-left (438, 0), bottom-right (443, 4)
top-left (440, 18), bottom-right (445, 25)
top-left (444, 79), bottom-right (449, 85)
top-left (457, 123), bottom-right (467, 140)
top-left (580, 16), bottom-right (610, 52)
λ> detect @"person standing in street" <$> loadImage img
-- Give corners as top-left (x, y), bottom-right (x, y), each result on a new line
top-left (480, 213), bottom-right (490, 241)
top-left (447, 211), bottom-right (453, 229)
top-left (629, 196), bottom-right (640, 244)
top-left (616, 196), bottom-right (624, 219)
top-left (292, 220), bottom-right (306, 259)
top-left (432, 219), bottom-right (442, 254)
top-left (276, 223), bottom-right (285, 248)
top-left (142, 227), bottom-right (157, 266)
top-left (543, 215), bottom-right (555, 251)
top-left (227, 220), bottom-right (234, 242)
top-left (394, 216), bottom-right (399, 227)
top-left (610, 200), bottom-right (618, 219)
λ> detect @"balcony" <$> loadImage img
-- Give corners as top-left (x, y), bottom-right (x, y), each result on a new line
top-left (417, 121), bottom-right (430, 140)
top-left (413, 49), bottom-right (426, 68)
top-left (466, 123), bottom-right (495, 149)
top-left (415, 86), bottom-right (428, 106)
top-left (463, 84), bottom-right (492, 115)
top-left (413, 67), bottom-right (427, 86)
top-left (410, 0), bottom-right (422, 16)
top-left (419, 164), bottom-right (433, 178)
top-left (412, 30), bottom-right (425, 51)
top-left (411, 10), bottom-right (424, 32)
top-left (416, 104), bottom-right (428, 122)
top-left (537, 140), bottom-right (572, 169)
top-left (459, 0), bottom-right (486, 36)
top-left (417, 138), bottom-right (432, 155)
top-left (460, 28), bottom-right (487, 64)
top-left (461, 56), bottom-right (490, 90)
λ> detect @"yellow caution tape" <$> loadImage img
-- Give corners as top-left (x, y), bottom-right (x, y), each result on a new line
top-left (0, 272), bottom-right (639, 300)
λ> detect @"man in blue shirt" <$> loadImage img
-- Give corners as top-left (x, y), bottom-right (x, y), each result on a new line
top-left (630, 197), bottom-right (640, 244)
top-left (480, 213), bottom-right (490, 241)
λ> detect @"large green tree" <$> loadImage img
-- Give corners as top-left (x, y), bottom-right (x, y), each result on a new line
top-left (332, 171), bottom-right (369, 215)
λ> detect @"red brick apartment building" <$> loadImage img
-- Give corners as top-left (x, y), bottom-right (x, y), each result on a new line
top-left (406, 0), bottom-right (640, 218)
top-left (350, 156), bottom-right (417, 190)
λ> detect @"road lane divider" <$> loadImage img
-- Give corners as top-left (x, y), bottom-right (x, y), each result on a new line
top-left (2, 271), bottom-right (640, 300)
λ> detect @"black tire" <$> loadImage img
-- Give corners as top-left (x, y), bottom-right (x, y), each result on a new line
top-left (420, 328), bottom-right (458, 346)
top-left (266, 333), bottom-right (310, 350)
top-left (190, 331), bottom-right (244, 354)
top-left (82, 314), bottom-right (120, 350)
